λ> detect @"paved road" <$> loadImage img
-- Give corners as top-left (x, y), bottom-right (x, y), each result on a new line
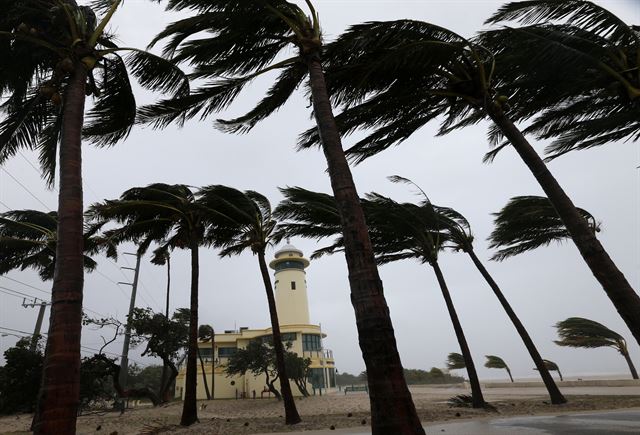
top-left (261, 409), bottom-right (640, 434)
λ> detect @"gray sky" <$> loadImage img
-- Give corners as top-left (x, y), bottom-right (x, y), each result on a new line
top-left (1, 0), bottom-right (638, 382)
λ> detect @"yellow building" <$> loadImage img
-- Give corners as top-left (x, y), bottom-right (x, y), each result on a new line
top-left (175, 244), bottom-right (336, 400)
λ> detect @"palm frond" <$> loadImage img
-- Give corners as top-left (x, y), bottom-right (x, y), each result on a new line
top-left (554, 317), bottom-right (625, 351)
top-left (446, 352), bottom-right (465, 370)
top-left (484, 355), bottom-right (508, 369)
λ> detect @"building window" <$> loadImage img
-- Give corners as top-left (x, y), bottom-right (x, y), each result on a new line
top-left (308, 368), bottom-right (325, 388)
top-left (260, 333), bottom-right (296, 345)
top-left (274, 260), bottom-right (305, 271)
top-left (328, 369), bottom-right (336, 388)
top-left (218, 347), bottom-right (237, 358)
top-left (291, 281), bottom-right (296, 290)
top-left (199, 348), bottom-right (213, 360)
top-left (302, 334), bottom-right (322, 351)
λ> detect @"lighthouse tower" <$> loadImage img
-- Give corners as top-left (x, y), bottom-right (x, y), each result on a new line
top-left (269, 243), bottom-right (311, 325)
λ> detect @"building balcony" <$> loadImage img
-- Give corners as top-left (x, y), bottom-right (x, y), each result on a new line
top-left (303, 349), bottom-right (334, 361)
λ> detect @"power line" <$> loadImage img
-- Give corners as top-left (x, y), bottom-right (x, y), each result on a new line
top-left (0, 199), bottom-right (10, 210)
top-left (0, 166), bottom-right (52, 211)
top-left (0, 285), bottom-right (46, 302)
top-left (1, 276), bottom-right (51, 296)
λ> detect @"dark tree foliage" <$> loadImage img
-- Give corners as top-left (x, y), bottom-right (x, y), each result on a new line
top-left (403, 368), bottom-right (464, 385)
top-left (0, 338), bottom-right (43, 414)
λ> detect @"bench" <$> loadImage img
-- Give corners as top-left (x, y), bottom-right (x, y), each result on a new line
top-left (344, 385), bottom-right (368, 395)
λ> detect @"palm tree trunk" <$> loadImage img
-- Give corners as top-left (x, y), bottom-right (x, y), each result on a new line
top-left (180, 240), bottom-right (199, 426)
top-left (197, 348), bottom-right (211, 399)
top-left (486, 104), bottom-right (640, 346)
top-left (505, 367), bottom-right (514, 383)
top-left (211, 332), bottom-right (215, 399)
top-left (34, 64), bottom-right (87, 435)
top-left (466, 248), bottom-right (566, 404)
top-left (305, 55), bottom-right (424, 435)
top-left (430, 261), bottom-right (485, 408)
top-left (160, 258), bottom-right (171, 402)
top-left (257, 252), bottom-right (301, 425)
top-left (621, 350), bottom-right (639, 380)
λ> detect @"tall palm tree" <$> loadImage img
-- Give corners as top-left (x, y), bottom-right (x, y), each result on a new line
top-left (484, 355), bottom-right (513, 383)
top-left (275, 184), bottom-right (567, 404)
top-left (488, 196), bottom-right (599, 261)
top-left (276, 188), bottom-right (487, 408)
top-left (88, 183), bottom-right (222, 426)
top-left (298, 9), bottom-right (640, 345)
top-left (0, 2), bottom-right (187, 431)
top-left (139, 1), bottom-right (423, 432)
top-left (198, 185), bottom-right (301, 423)
top-left (555, 317), bottom-right (638, 379)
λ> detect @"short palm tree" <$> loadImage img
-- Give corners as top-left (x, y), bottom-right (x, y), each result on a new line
top-left (140, 1), bottom-right (423, 431)
top-left (299, 8), bottom-right (640, 345)
top-left (488, 196), bottom-right (599, 261)
top-left (1, 2), bottom-right (186, 431)
top-left (484, 355), bottom-right (513, 383)
top-left (198, 185), bottom-right (300, 423)
top-left (555, 317), bottom-right (638, 379)
top-left (275, 183), bottom-right (566, 404)
top-left (538, 359), bottom-right (563, 382)
top-left (276, 187), bottom-right (487, 408)
top-left (446, 352), bottom-right (466, 371)
top-left (198, 324), bottom-right (215, 399)
top-left (88, 183), bottom-right (221, 426)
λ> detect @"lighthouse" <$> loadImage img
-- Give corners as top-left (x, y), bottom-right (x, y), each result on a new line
top-left (269, 242), bottom-right (311, 326)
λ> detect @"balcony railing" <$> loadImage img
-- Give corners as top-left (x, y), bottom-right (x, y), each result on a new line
top-left (303, 349), bottom-right (333, 360)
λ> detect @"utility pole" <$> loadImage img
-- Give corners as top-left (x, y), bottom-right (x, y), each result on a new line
top-left (22, 298), bottom-right (50, 351)
top-left (118, 251), bottom-right (142, 388)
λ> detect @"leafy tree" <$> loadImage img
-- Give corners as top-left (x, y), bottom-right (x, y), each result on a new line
top-left (484, 355), bottom-right (513, 383)
top-left (555, 317), bottom-right (638, 379)
top-left (0, 338), bottom-right (43, 415)
top-left (285, 352), bottom-right (311, 397)
top-left (89, 184), bottom-right (225, 424)
top-left (300, 8), bottom-right (640, 346)
top-left (199, 185), bottom-right (301, 420)
top-left (403, 368), bottom-right (464, 385)
top-left (446, 353), bottom-right (466, 370)
top-left (225, 340), bottom-right (281, 400)
top-left (127, 307), bottom-right (189, 402)
top-left (142, 1), bottom-right (423, 430)
top-left (0, 2), bottom-right (187, 430)
top-left (488, 196), bottom-right (599, 261)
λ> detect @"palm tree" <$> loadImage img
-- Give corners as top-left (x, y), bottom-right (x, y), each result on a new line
top-left (276, 188), bottom-right (487, 408)
top-left (198, 185), bottom-right (301, 423)
top-left (555, 317), bottom-right (638, 380)
top-left (198, 324), bottom-right (215, 399)
top-left (488, 196), bottom-right (599, 261)
top-left (484, 355), bottom-right (513, 383)
top-left (538, 359), bottom-right (563, 382)
top-left (275, 184), bottom-right (567, 404)
top-left (0, 209), bottom-right (115, 280)
top-left (139, 1), bottom-right (423, 432)
top-left (88, 183), bottom-right (222, 426)
top-left (298, 10), bottom-right (640, 345)
top-left (446, 352), bottom-right (466, 370)
top-left (1, 2), bottom-right (187, 431)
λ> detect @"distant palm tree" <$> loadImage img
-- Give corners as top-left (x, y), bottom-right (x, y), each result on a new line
top-left (141, 1), bottom-right (423, 429)
top-left (275, 184), bottom-right (566, 404)
top-left (488, 196), bottom-right (599, 261)
top-left (276, 188), bottom-right (487, 408)
top-left (537, 359), bottom-right (563, 382)
top-left (199, 324), bottom-right (215, 399)
top-left (555, 317), bottom-right (638, 380)
top-left (298, 6), bottom-right (640, 345)
top-left (198, 185), bottom-right (300, 422)
top-left (446, 353), bottom-right (466, 371)
top-left (88, 183), bottom-right (223, 426)
top-left (485, 355), bottom-right (513, 382)
top-left (1, 2), bottom-right (187, 429)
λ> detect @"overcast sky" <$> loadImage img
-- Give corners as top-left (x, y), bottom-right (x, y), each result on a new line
top-left (1, 0), bottom-right (638, 382)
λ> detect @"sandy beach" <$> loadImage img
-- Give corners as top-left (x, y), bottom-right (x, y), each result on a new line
top-left (2, 384), bottom-right (639, 435)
